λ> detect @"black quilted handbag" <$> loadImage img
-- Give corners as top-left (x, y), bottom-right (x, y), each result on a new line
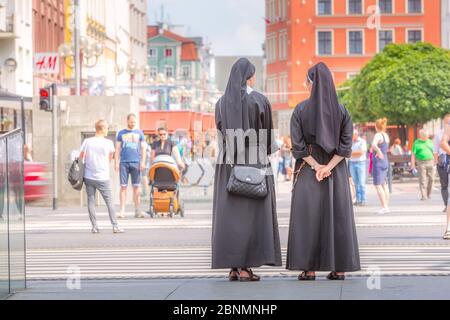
top-left (227, 165), bottom-right (268, 199)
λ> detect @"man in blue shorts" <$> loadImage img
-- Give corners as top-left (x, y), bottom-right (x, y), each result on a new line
top-left (115, 113), bottom-right (146, 218)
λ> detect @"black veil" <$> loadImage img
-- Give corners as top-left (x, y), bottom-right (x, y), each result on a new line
top-left (303, 62), bottom-right (343, 154)
top-left (219, 58), bottom-right (256, 131)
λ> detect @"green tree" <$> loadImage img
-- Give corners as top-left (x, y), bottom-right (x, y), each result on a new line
top-left (338, 43), bottom-right (450, 126)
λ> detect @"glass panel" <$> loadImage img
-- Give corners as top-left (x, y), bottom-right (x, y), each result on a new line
top-left (408, 30), bottom-right (422, 43)
top-left (349, 0), bottom-right (362, 14)
top-left (408, 0), bottom-right (422, 13)
top-left (318, 32), bottom-right (332, 55)
top-left (379, 0), bottom-right (393, 14)
top-left (379, 31), bottom-right (393, 51)
top-left (7, 133), bottom-right (25, 293)
top-left (318, 0), bottom-right (331, 15)
top-left (349, 31), bottom-right (363, 54)
top-left (0, 138), bottom-right (8, 298)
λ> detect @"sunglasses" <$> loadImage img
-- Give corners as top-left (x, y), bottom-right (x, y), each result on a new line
top-left (159, 133), bottom-right (167, 136)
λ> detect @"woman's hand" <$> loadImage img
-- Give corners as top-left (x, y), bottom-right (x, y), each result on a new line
top-left (316, 165), bottom-right (332, 182)
top-left (376, 152), bottom-right (384, 160)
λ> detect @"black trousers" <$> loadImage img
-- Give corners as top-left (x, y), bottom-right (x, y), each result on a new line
top-left (437, 165), bottom-right (449, 207)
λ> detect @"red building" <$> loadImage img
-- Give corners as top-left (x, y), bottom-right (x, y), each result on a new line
top-left (265, 0), bottom-right (442, 133)
top-left (32, 0), bottom-right (65, 94)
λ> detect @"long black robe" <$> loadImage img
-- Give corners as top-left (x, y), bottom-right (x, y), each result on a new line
top-left (286, 100), bottom-right (361, 272)
top-left (211, 90), bottom-right (282, 269)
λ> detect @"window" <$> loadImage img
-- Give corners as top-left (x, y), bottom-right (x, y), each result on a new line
top-left (279, 74), bottom-right (288, 102)
top-left (378, 30), bottom-right (393, 51)
top-left (348, 31), bottom-right (363, 54)
top-left (279, 32), bottom-right (287, 61)
top-left (267, 77), bottom-right (278, 103)
top-left (270, 0), bottom-right (276, 21)
top-left (266, 38), bottom-right (271, 62)
top-left (347, 72), bottom-right (358, 80)
top-left (407, 30), bottom-right (422, 43)
top-left (165, 48), bottom-right (173, 57)
top-left (408, 0), bottom-right (422, 13)
top-left (181, 65), bottom-right (191, 79)
top-left (317, 31), bottom-right (332, 55)
top-left (271, 37), bottom-right (277, 61)
top-left (266, 35), bottom-right (277, 63)
top-left (317, 0), bottom-right (332, 15)
top-left (378, 0), bottom-right (393, 13)
top-left (279, 0), bottom-right (287, 20)
top-left (149, 66), bottom-right (158, 78)
top-left (348, 0), bottom-right (362, 14)
top-left (266, 0), bottom-right (277, 23)
top-left (165, 66), bottom-right (174, 78)
top-left (149, 48), bottom-right (158, 58)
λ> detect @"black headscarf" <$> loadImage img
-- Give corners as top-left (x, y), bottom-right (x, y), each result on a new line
top-left (303, 62), bottom-right (342, 154)
top-left (219, 58), bottom-right (256, 131)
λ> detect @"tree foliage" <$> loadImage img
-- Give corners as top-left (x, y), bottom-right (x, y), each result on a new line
top-left (338, 43), bottom-right (450, 125)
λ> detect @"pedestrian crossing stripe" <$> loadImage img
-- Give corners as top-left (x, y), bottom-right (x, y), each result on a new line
top-left (24, 245), bottom-right (450, 280)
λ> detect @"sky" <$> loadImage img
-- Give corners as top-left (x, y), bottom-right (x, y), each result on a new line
top-left (147, 0), bottom-right (265, 56)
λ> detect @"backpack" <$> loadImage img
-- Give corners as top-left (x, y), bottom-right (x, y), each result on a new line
top-left (68, 158), bottom-right (84, 191)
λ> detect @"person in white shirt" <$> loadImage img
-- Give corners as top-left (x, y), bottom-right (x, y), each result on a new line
top-left (79, 119), bottom-right (124, 234)
top-left (434, 114), bottom-right (450, 213)
top-left (349, 130), bottom-right (368, 206)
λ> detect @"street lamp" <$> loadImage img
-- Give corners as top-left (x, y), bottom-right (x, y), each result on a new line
top-left (125, 59), bottom-right (151, 95)
top-left (168, 86), bottom-right (193, 110)
top-left (146, 73), bottom-right (196, 110)
top-left (127, 59), bottom-right (138, 95)
top-left (115, 60), bottom-right (150, 96)
top-left (58, 37), bottom-right (104, 95)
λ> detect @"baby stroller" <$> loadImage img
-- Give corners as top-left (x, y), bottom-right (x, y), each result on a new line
top-left (147, 155), bottom-right (184, 218)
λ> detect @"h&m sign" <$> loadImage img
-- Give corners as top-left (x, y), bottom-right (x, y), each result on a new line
top-left (34, 53), bottom-right (60, 74)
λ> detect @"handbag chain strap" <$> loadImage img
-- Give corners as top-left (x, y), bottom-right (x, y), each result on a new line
top-left (292, 144), bottom-right (313, 191)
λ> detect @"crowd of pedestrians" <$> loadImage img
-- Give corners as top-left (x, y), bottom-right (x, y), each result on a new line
top-left (72, 56), bottom-right (450, 286)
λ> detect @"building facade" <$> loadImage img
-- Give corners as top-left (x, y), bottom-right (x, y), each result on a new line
top-left (61, 0), bottom-right (148, 97)
top-left (129, 0), bottom-right (148, 69)
top-left (147, 25), bottom-right (216, 112)
top-left (266, 0), bottom-right (442, 132)
top-left (0, 0), bottom-right (33, 135)
top-left (32, 0), bottom-right (65, 95)
top-left (0, 0), bottom-right (33, 97)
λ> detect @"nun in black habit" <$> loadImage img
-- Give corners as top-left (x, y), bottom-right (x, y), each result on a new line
top-left (286, 62), bottom-right (360, 280)
top-left (212, 58), bottom-right (282, 281)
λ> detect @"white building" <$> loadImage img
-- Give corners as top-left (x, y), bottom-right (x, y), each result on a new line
top-left (0, 0), bottom-right (32, 97)
top-left (67, 0), bottom-right (147, 98)
top-left (129, 0), bottom-right (147, 67)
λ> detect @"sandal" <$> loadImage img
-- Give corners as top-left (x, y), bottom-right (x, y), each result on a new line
top-left (327, 271), bottom-right (345, 281)
top-left (443, 231), bottom-right (450, 240)
top-left (228, 268), bottom-right (239, 281)
top-left (239, 268), bottom-right (260, 282)
top-left (298, 271), bottom-right (316, 281)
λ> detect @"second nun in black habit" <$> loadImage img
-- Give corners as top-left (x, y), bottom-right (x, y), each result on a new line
top-left (212, 58), bottom-right (282, 281)
top-left (286, 62), bottom-right (361, 280)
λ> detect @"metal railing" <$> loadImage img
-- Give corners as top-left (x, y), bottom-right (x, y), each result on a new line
top-left (0, 128), bottom-right (26, 299)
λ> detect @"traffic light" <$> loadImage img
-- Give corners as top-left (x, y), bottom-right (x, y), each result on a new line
top-left (39, 87), bottom-right (52, 112)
